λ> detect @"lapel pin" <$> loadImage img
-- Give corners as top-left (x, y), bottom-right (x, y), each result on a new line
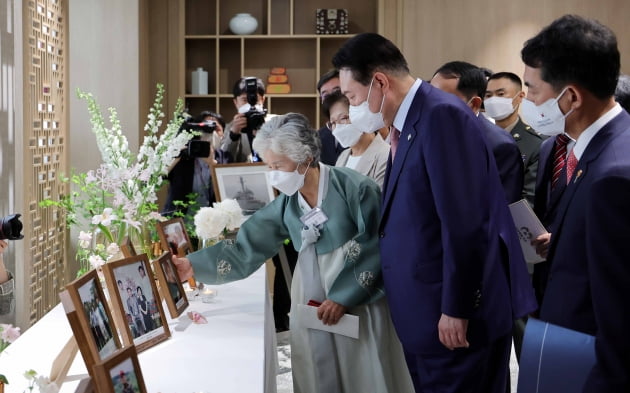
top-left (575, 169), bottom-right (583, 181)
top-left (407, 134), bottom-right (411, 141)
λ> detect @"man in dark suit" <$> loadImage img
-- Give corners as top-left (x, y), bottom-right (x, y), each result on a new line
top-left (316, 70), bottom-right (346, 165)
top-left (431, 61), bottom-right (524, 204)
top-left (333, 33), bottom-right (536, 393)
top-left (485, 72), bottom-right (546, 208)
top-left (522, 14), bottom-right (630, 391)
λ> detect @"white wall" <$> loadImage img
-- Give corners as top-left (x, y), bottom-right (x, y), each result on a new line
top-left (68, 0), bottom-right (139, 175)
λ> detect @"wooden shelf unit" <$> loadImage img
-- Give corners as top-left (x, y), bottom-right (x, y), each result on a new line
top-left (180, 0), bottom-right (380, 126)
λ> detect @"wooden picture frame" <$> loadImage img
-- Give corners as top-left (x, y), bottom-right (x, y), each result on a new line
top-left (92, 345), bottom-right (147, 393)
top-left (60, 269), bottom-right (122, 377)
top-left (211, 163), bottom-right (276, 215)
top-left (102, 255), bottom-right (170, 352)
top-left (152, 251), bottom-right (188, 318)
top-left (155, 217), bottom-right (193, 258)
top-left (120, 235), bottom-right (137, 258)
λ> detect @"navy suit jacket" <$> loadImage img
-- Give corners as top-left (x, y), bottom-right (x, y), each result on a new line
top-left (540, 109), bottom-right (630, 391)
top-left (478, 115), bottom-right (524, 204)
top-left (379, 82), bottom-right (536, 354)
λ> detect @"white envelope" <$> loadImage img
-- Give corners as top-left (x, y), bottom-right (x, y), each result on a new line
top-left (509, 199), bottom-right (548, 264)
top-left (296, 304), bottom-right (359, 339)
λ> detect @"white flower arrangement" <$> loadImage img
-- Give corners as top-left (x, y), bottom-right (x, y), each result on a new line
top-left (41, 84), bottom-right (192, 276)
top-left (194, 199), bottom-right (244, 241)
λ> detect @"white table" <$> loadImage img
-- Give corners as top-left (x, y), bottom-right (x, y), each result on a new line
top-left (0, 266), bottom-right (277, 393)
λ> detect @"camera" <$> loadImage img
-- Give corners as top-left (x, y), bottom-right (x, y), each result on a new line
top-left (242, 77), bottom-right (267, 134)
top-left (183, 119), bottom-right (217, 134)
top-left (178, 118), bottom-right (216, 159)
top-left (0, 214), bottom-right (24, 240)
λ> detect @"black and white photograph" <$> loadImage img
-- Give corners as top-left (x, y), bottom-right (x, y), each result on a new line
top-left (212, 163), bottom-right (276, 215)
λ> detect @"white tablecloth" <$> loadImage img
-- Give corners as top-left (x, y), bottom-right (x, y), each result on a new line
top-left (0, 266), bottom-right (276, 392)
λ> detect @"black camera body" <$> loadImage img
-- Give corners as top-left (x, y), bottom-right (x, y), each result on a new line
top-left (242, 77), bottom-right (267, 134)
top-left (0, 214), bottom-right (24, 240)
top-left (179, 118), bottom-right (216, 159)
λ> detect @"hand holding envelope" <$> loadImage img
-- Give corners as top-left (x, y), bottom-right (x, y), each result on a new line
top-left (298, 300), bottom-right (360, 339)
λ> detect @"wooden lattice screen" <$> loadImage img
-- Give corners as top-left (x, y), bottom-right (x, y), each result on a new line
top-left (23, 0), bottom-right (69, 325)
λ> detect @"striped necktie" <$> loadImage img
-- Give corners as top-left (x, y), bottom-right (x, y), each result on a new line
top-left (551, 134), bottom-right (571, 189)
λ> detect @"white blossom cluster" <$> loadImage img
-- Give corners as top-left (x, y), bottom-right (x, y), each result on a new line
top-left (63, 84), bottom-right (193, 274)
top-left (194, 199), bottom-right (244, 240)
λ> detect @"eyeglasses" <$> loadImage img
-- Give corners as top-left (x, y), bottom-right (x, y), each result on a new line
top-left (326, 114), bottom-right (350, 130)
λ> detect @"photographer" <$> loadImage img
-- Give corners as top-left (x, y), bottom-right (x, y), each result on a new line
top-left (219, 77), bottom-right (271, 163)
top-left (162, 111), bottom-right (226, 217)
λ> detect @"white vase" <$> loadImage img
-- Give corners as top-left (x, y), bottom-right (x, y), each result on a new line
top-left (229, 13), bottom-right (258, 35)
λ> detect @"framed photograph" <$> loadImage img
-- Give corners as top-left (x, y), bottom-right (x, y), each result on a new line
top-left (102, 254), bottom-right (171, 352)
top-left (120, 236), bottom-right (137, 258)
top-left (156, 217), bottom-right (192, 258)
top-left (152, 251), bottom-right (188, 318)
top-left (92, 345), bottom-right (147, 393)
top-left (211, 163), bottom-right (276, 215)
top-left (61, 269), bottom-right (122, 377)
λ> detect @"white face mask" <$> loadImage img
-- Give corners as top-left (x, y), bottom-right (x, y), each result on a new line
top-left (349, 78), bottom-right (386, 133)
top-left (483, 96), bottom-right (516, 121)
top-left (332, 123), bottom-right (363, 148)
top-left (267, 163), bottom-right (309, 196)
top-left (520, 87), bottom-right (574, 136)
top-left (238, 103), bottom-right (264, 114)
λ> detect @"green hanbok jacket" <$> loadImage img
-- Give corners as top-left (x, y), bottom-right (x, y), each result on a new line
top-left (188, 166), bottom-right (384, 308)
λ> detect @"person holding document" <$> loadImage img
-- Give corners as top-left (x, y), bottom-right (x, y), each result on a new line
top-left (172, 113), bottom-right (413, 393)
top-left (521, 15), bottom-right (630, 391)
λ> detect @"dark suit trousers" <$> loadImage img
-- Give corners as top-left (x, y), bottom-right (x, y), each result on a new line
top-left (404, 334), bottom-right (511, 393)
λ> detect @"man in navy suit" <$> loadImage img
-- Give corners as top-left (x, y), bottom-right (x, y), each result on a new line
top-left (333, 33), bottom-right (536, 393)
top-left (522, 15), bottom-right (630, 391)
top-left (430, 61), bottom-right (524, 204)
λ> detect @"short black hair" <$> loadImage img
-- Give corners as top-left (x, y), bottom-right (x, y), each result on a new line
top-left (487, 72), bottom-right (523, 90)
top-left (317, 69), bottom-right (339, 92)
top-left (332, 33), bottom-right (409, 85)
top-left (199, 110), bottom-right (226, 129)
top-left (521, 14), bottom-right (619, 99)
top-left (433, 61), bottom-right (487, 100)
top-left (321, 89), bottom-right (349, 119)
top-left (615, 74), bottom-right (630, 113)
top-left (232, 77), bottom-right (265, 98)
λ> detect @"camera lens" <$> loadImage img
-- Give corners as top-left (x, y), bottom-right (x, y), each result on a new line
top-left (0, 214), bottom-right (24, 240)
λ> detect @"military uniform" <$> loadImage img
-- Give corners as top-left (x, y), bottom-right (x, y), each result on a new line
top-left (509, 117), bottom-right (546, 207)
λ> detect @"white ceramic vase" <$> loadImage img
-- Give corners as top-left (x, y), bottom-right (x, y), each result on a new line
top-left (229, 13), bottom-right (258, 35)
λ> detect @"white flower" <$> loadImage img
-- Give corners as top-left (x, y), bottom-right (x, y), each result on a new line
top-left (36, 376), bottom-right (60, 393)
top-left (78, 231), bottom-right (92, 249)
top-left (194, 206), bottom-right (229, 240)
top-left (88, 254), bottom-right (106, 269)
top-left (106, 242), bottom-right (120, 256)
top-left (215, 199), bottom-right (244, 230)
top-left (92, 208), bottom-right (117, 227)
top-left (85, 170), bottom-right (97, 183)
top-left (148, 211), bottom-right (167, 222)
top-left (0, 323), bottom-right (20, 343)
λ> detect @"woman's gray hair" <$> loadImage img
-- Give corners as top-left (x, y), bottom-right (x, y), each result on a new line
top-left (253, 113), bottom-right (321, 166)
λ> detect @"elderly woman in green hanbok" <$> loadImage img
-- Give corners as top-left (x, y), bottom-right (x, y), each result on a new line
top-left (172, 113), bottom-right (413, 393)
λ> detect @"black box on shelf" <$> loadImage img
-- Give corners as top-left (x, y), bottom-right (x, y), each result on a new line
top-left (316, 9), bottom-right (348, 34)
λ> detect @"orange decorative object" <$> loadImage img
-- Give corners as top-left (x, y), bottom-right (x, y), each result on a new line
top-left (270, 67), bottom-right (286, 75)
top-left (268, 74), bottom-right (289, 84)
top-left (266, 84), bottom-right (291, 94)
